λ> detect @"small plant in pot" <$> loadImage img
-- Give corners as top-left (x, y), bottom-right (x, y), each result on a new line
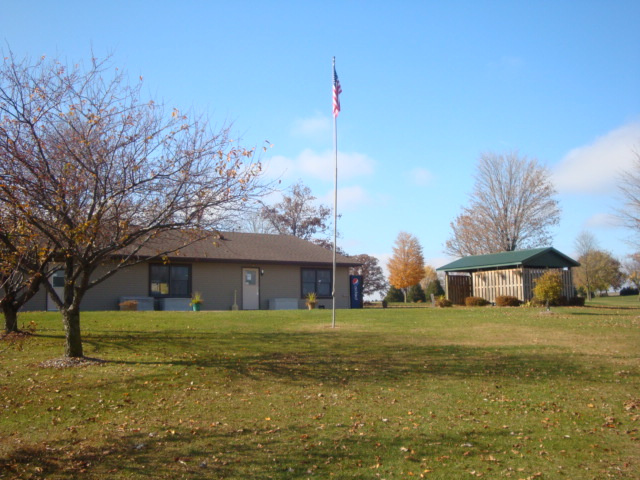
top-left (305, 292), bottom-right (317, 310)
top-left (190, 292), bottom-right (203, 311)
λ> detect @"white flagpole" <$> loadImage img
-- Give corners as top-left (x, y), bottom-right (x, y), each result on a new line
top-left (332, 57), bottom-right (338, 329)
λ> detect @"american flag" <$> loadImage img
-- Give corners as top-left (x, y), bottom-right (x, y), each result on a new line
top-left (333, 65), bottom-right (342, 117)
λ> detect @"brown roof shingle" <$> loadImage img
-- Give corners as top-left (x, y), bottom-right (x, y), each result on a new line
top-left (133, 231), bottom-right (361, 267)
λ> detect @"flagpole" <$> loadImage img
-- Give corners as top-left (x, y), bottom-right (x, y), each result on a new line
top-left (332, 56), bottom-right (338, 329)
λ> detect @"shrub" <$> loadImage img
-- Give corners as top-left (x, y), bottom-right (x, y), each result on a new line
top-left (435, 295), bottom-right (453, 308)
top-left (620, 286), bottom-right (639, 296)
top-left (495, 295), bottom-right (520, 307)
top-left (119, 300), bottom-right (138, 311)
top-left (533, 270), bottom-right (563, 309)
top-left (465, 296), bottom-right (490, 307)
top-left (527, 297), bottom-right (545, 307)
top-left (381, 300), bottom-right (388, 309)
top-left (530, 295), bottom-right (576, 307)
top-left (567, 296), bottom-right (586, 306)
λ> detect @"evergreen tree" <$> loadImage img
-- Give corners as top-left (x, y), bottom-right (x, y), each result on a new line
top-left (425, 279), bottom-right (445, 298)
top-left (384, 286), bottom-right (405, 303)
top-left (407, 283), bottom-right (427, 303)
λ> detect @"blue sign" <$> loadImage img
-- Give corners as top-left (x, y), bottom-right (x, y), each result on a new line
top-left (350, 275), bottom-right (363, 309)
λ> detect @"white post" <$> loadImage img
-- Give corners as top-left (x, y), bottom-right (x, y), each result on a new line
top-left (332, 57), bottom-right (338, 329)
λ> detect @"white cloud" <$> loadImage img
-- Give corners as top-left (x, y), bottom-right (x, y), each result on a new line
top-left (262, 148), bottom-right (375, 182)
top-left (553, 122), bottom-right (640, 194)
top-left (291, 114), bottom-right (331, 140)
top-left (409, 167), bottom-right (434, 186)
top-left (321, 185), bottom-right (372, 212)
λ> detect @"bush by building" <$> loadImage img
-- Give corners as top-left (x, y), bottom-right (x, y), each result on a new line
top-left (495, 295), bottom-right (521, 307)
top-left (465, 296), bottom-right (490, 307)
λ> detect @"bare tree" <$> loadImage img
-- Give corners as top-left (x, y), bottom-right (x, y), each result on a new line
top-left (573, 231), bottom-right (598, 300)
top-left (260, 181), bottom-right (332, 241)
top-left (618, 151), bottom-right (640, 244)
top-left (419, 265), bottom-right (438, 291)
top-left (349, 254), bottom-right (388, 298)
top-left (235, 209), bottom-right (277, 234)
top-left (0, 53), bottom-right (265, 357)
top-left (387, 232), bottom-right (425, 302)
top-left (445, 152), bottom-right (560, 257)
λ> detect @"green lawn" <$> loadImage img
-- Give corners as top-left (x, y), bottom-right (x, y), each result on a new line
top-left (1, 301), bottom-right (638, 479)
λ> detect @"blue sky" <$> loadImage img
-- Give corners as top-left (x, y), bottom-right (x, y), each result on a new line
top-left (2, 0), bottom-right (639, 283)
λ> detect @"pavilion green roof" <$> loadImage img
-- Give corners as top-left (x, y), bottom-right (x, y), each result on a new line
top-left (437, 247), bottom-right (579, 272)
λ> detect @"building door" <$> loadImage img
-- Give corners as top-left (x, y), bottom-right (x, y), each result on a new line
top-left (446, 273), bottom-right (471, 305)
top-left (242, 268), bottom-right (260, 310)
top-left (47, 269), bottom-right (65, 311)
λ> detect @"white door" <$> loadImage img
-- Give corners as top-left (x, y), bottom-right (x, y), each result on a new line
top-left (47, 270), bottom-right (65, 311)
top-left (242, 268), bottom-right (260, 310)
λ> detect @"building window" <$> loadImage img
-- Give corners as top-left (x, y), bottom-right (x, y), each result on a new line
top-left (149, 264), bottom-right (191, 297)
top-left (301, 268), bottom-right (332, 298)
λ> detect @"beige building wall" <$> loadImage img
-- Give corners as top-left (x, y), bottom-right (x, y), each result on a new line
top-left (82, 263), bottom-right (149, 310)
top-left (191, 262), bottom-right (352, 310)
top-left (21, 261), bottom-right (353, 311)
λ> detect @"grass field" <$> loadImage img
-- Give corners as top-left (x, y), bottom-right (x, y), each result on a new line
top-left (1, 299), bottom-right (638, 479)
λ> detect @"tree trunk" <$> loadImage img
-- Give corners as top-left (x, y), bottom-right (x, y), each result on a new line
top-left (2, 302), bottom-right (19, 333)
top-left (61, 308), bottom-right (83, 357)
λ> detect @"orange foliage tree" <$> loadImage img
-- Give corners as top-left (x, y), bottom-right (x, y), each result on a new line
top-left (387, 232), bottom-right (425, 302)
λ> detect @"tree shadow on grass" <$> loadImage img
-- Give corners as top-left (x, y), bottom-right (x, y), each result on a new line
top-left (0, 420), bottom-right (527, 480)
top-left (71, 330), bottom-right (608, 386)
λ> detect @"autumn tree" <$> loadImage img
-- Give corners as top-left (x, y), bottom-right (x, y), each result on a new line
top-left (573, 233), bottom-right (623, 298)
top-left (387, 232), bottom-right (425, 302)
top-left (260, 181), bottom-right (331, 241)
top-left (574, 250), bottom-right (623, 298)
top-left (0, 208), bottom-right (55, 333)
top-left (533, 270), bottom-right (563, 311)
top-left (445, 151), bottom-right (560, 257)
top-left (349, 254), bottom-right (387, 298)
top-left (623, 254), bottom-right (640, 300)
top-left (0, 53), bottom-right (265, 357)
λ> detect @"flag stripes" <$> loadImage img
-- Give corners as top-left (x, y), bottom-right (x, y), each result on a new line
top-left (333, 65), bottom-right (342, 117)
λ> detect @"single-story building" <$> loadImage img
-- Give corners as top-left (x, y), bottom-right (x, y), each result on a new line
top-left (437, 247), bottom-right (580, 305)
top-left (23, 231), bottom-right (362, 311)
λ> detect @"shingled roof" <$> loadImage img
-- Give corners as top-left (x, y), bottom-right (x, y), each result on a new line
top-left (131, 231), bottom-right (361, 267)
top-left (437, 247), bottom-right (579, 272)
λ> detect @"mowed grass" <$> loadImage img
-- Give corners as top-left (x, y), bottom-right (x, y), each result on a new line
top-left (1, 301), bottom-right (638, 479)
